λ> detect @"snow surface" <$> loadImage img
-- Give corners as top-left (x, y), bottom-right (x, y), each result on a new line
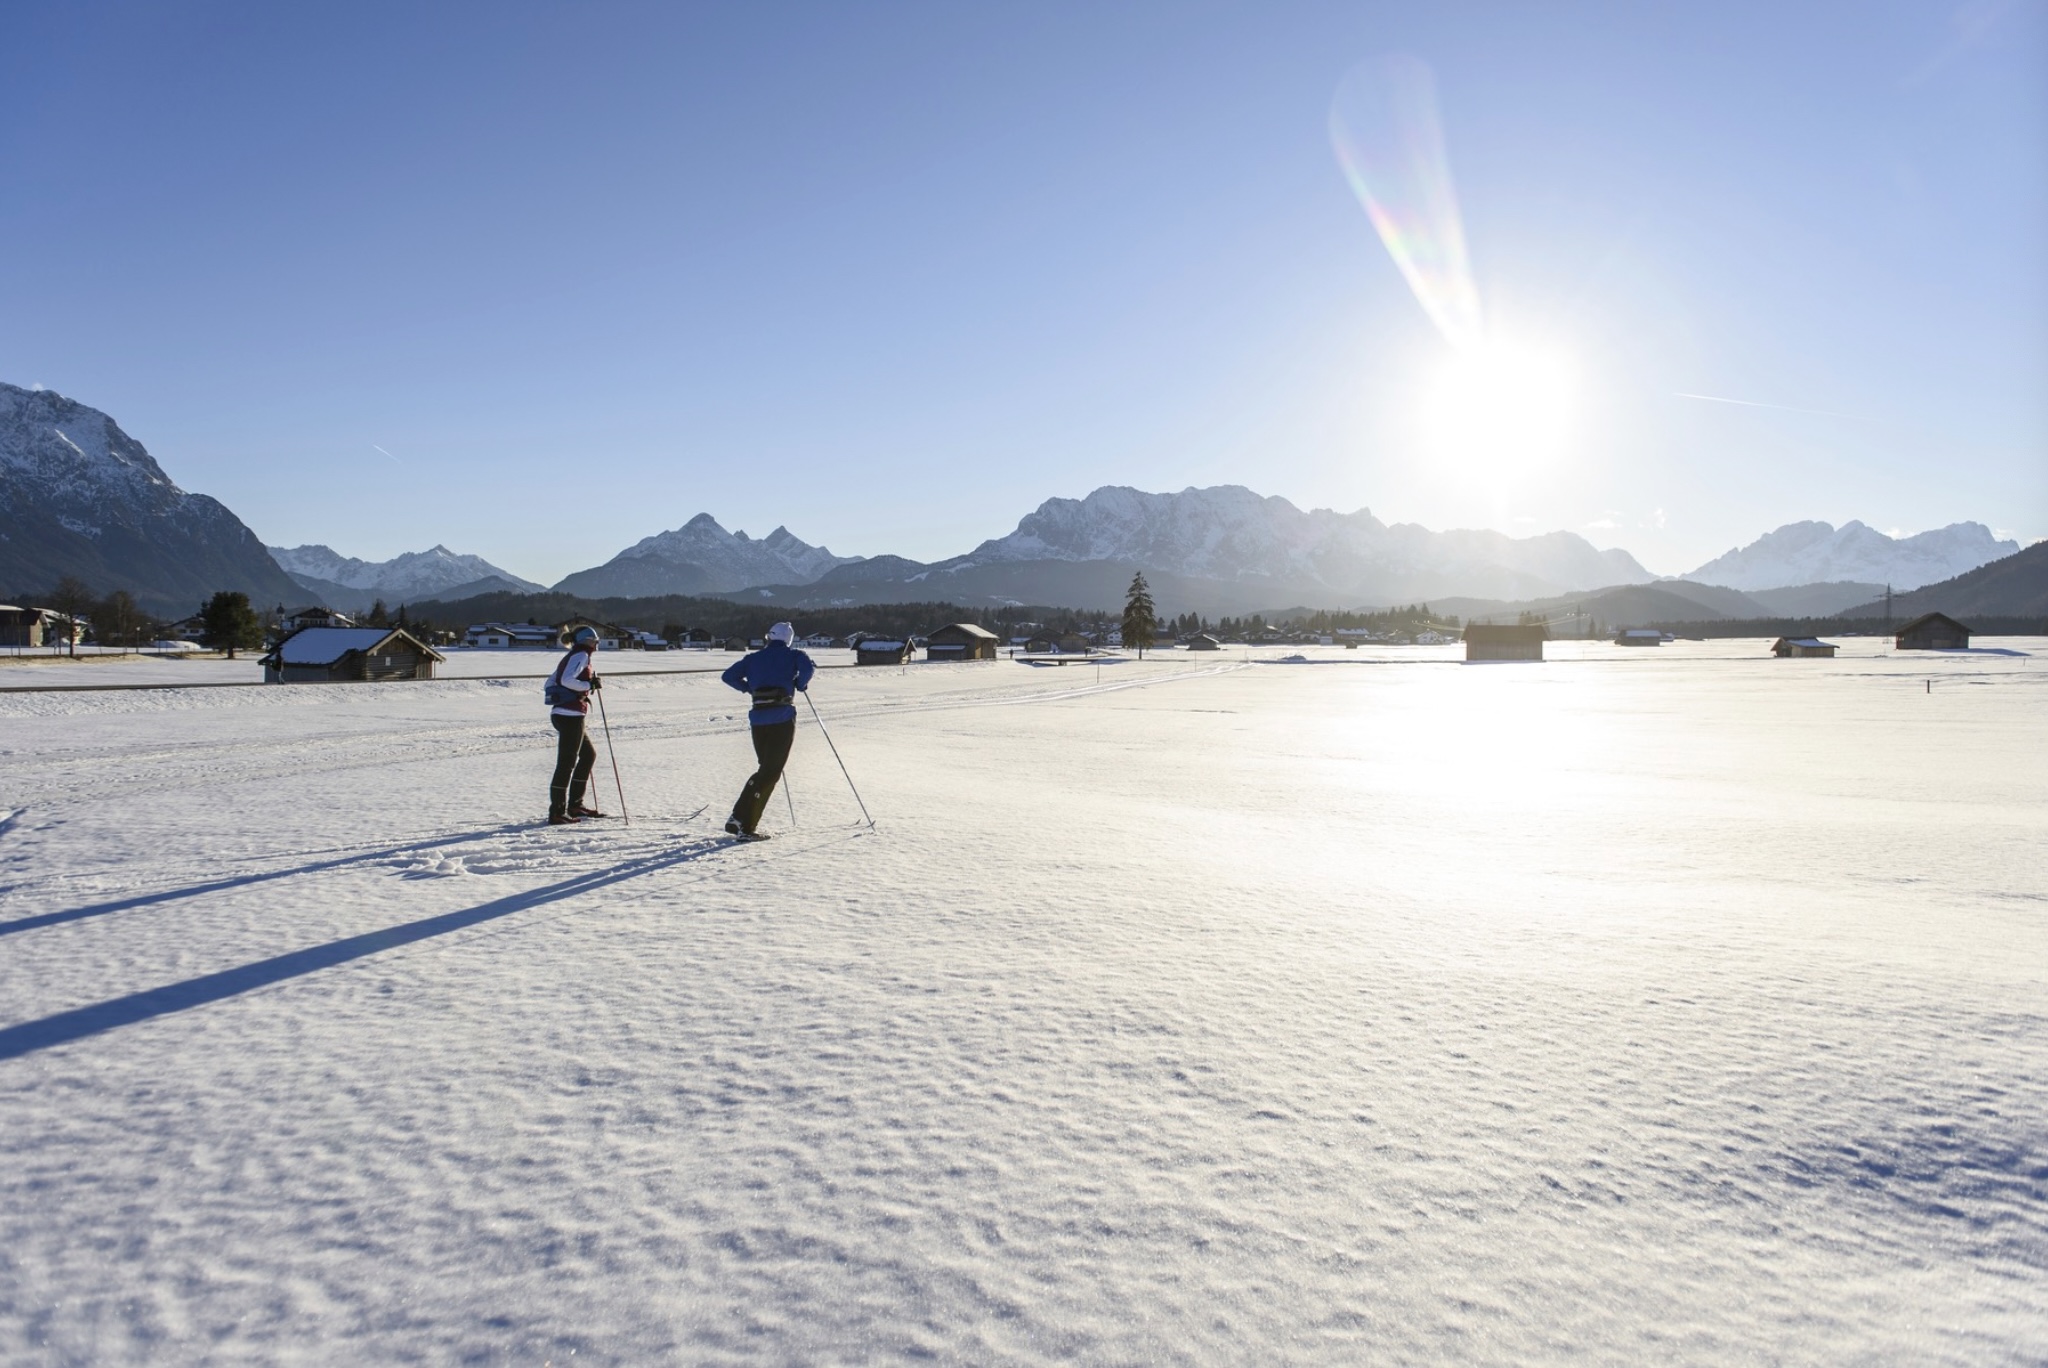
top-left (0, 648), bottom-right (855, 690)
top-left (275, 629), bottom-right (403, 666)
top-left (2, 642), bottom-right (2043, 1365)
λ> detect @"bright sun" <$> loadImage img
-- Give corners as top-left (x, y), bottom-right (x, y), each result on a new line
top-left (1419, 340), bottom-right (1578, 480)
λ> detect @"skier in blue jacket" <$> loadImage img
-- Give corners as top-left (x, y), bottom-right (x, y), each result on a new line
top-left (720, 622), bottom-right (816, 839)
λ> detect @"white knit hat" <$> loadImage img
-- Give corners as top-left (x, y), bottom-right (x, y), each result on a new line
top-left (765, 622), bottom-right (796, 645)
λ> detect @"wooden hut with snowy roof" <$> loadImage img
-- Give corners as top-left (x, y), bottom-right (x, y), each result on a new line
top-left (1771, 637), bottom-right (1837, 658)
top-left (926, 623), bottom-right (998, 661)
top-left (855, 638), bottom-right (913, 666)
top-left (1894, 613), bottom-right (1970, 651)
top-left (261, 627), bottom-right (444, 684)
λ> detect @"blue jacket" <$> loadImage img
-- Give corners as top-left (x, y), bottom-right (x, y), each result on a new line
top-left (722, 642), bottom-right (815, 726)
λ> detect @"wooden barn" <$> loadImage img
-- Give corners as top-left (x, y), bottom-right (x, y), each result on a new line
top-left (1185, 633), bottom-right (1222, 651)
top-left (1895, 612), bottom-right (1970, 651)
top-left (1463, 624), bottom-right (1546, 662)
top-left (856, 638), bottom-right (913, 666)
top-left (262, 627), bottom-right (444, 684)
top-left (926, 623), bottom-right (998, 661)
top-left (1614, 629), bottom-right (1664, 647)
top-left (1771, 637), bottom-right (1838, 658)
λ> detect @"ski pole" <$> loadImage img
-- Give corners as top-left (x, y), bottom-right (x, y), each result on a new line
top-left (803, 691), bottom-right (873, 828)
top-left (783, 772), bottom-right (797, 827)
top-left (595, 687), bottom-right (630, 826)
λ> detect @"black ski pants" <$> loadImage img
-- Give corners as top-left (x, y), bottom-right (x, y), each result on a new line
top-left (730, 719), bottom-right (795, 833)
top-left (550, 713), bottom-right (597, 817)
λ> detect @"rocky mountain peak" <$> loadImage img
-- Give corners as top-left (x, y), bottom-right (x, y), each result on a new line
top-left (1684, 519), bottom-right (2017, 591)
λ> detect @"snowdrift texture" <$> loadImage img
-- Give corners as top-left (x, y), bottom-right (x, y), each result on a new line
top-left (0, 383), bottom-right (301, 614)
top-left (1, 642), bottom-right (2042, 1364)
top-left (1684, 520), bottom-right (2017, 592)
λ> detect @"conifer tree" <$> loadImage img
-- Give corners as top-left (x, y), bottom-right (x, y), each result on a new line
top-left (200, 591), bottom-right (264, 659)
top-left (1121, 572), bottom-right (1156, 659)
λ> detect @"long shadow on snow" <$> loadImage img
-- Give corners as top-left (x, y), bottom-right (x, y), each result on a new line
top-left (0, 824), bottom-right (533, 939)
top-left (0, 838), bottom-right (727, 1061)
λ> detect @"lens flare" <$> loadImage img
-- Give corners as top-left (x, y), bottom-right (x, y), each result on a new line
top-left (1329, 54), bottom-right (1483, 354)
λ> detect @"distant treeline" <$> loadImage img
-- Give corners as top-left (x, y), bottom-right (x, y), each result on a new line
top-left (400, 589), bottom-right (1130, 643)
top-left (1263, 605), bottom-right (1460, 633)
top-left (1642, 615), bottom-right (2048, 639)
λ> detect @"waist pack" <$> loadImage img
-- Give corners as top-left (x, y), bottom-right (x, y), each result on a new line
top-left (750, 686), bottom-right (792, 710)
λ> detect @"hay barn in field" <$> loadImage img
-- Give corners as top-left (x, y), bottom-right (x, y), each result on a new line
top-left (856, 639), bottom-right (913, 666)
top-left (1771, 637), bottom-right (1838, 658)
top-left (926, 623), bottom-right (998, 661)
top-left (1894, 613), bottom-right (1970, 651)
top-left (1463, 624), bottom-right (1546, 662)
top-left (262, 628), bottom-right (445, 684)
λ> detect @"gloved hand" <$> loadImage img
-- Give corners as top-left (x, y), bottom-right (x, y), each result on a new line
top-left (589, 675), bottom-right (602, 691)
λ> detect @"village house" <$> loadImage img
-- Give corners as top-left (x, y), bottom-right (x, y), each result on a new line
top-left (1894, 612), bottom-right (1970, 651)
top-left (283, 606), bottom-right (354, 633)
top-left (0, 604), bottom-right (77, 648)
top-left (261, 627), bottom-right (445, 684)
top-left (925, 622), bottom-right (999, 661)
top-left (556, 617), bottom-right (628, 650)
top-left (464, 622), bottom-right (558, 649)
top-left (1463, 624), bottom-right (1546, 662)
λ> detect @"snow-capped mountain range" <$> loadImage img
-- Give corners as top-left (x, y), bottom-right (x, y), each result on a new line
top-left (1682, 520), bottom-right (2016, 592)
top-left (768, 485), bottom-right (1658, 612)
top-left (0, 382), bottom-right (300, 614)
top-left (967, 485), bottom-right (1648, 589)
top-left (552, 514), bottom-right (861, 599)
top-left (267, 544), bottom-right (543, 612)
top-left (3, 380), bottom-right (2027, 618)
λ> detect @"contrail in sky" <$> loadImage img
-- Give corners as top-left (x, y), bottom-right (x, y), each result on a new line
top-left (372, 444), bottom-right (401, 464)
top-left (1673, 392), bottom-right (1862, 421)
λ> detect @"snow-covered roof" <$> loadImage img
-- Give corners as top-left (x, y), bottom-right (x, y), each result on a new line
top-left (858, 640), bottom-right (907, 651)
top-left (276, 627), bottom-right (440, 666)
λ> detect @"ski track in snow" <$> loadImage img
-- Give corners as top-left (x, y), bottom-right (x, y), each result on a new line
top-left (0, 642), bottom-right (2043, 1365)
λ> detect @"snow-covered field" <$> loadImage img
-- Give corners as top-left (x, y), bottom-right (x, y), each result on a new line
top-left (2, 643), bottom-right (2043, 1365)
top-left (0, 646), bottom-right (830, 689)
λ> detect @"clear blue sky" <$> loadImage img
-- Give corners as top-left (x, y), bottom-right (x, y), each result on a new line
top-left (3, 1), bottom-right (2041, 582)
